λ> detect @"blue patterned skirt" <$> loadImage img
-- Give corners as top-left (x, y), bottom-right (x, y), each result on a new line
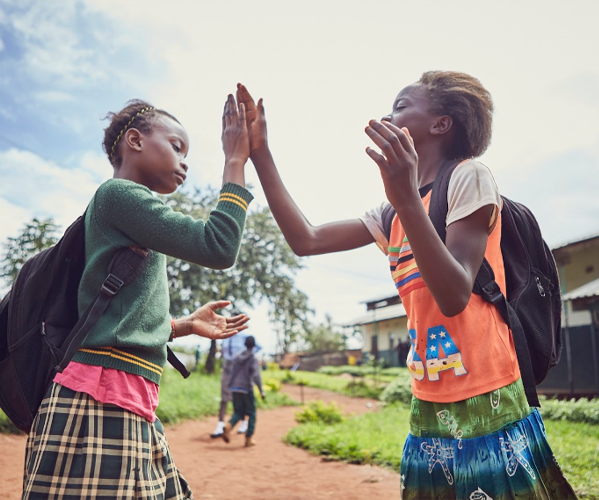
top-left (400, 408), bottom-right (577, 499)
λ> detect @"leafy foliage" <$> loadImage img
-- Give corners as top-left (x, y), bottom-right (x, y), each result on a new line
top-left (294, 400), bottom-right (345, 425)
top-left (539, 397), bottom-right (599, 425)
top-left (300, 314), bottom-right (348, 353)
top-left (378, 371), bottom-right (413, 405)
top-left (0, 218), bottom-right (61, 286)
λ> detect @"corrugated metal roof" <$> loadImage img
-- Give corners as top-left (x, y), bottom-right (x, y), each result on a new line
top-left (344, 302), bottom-right (407, 326)
top-left (552, 232), bottom-right (599, 252)
top-left (563, 277), bottom-right (599, 301)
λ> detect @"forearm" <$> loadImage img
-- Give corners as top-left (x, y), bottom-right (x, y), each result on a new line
top-left (222, 160), bottom-right (246, 187)
top-left (250, 147), bottom-right (316, 254)
top-left (251, 147), bottom-right (374, 255)
top-left (396, 198), bottom-right (473, 316)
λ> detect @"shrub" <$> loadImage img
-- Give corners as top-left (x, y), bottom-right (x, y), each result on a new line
top-left (263, 377), bottom-right (282, 393)
top-left (379, 372), bottom-right (413, 405)
top-left (345, 379), bottom-right (383, 399)
top-left (539, 397), bottom-right (599, 425)
top-left (295, 400), bottom-right (345, 425)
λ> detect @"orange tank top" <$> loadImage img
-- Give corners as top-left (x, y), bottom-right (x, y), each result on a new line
top-left (389, 190), bottom-right (520, 403)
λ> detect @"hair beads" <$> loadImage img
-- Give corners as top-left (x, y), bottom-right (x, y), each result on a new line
top-left (110, 107), bottom-right (155, 161)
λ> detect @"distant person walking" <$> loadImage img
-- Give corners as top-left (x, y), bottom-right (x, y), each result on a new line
top-left (211, 332), bottom-right (262, 438)
top-left (221, 335), bottom-right (265, 447)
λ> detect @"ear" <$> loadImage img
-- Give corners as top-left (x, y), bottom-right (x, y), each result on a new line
top-left (124, 128), bottom-right (143, 152)
top-left (430, 115), bottom-right (453, 136)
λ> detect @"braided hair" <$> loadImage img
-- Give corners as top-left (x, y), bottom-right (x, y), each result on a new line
top-left (102, 99), bottom-right (180, 167)
top-left (417, 71), bottom-right (494, 160)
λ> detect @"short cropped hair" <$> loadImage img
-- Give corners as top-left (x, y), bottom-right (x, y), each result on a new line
top-left (244, 335), bottom-right (256, 350)
top-left (417, 71), bottom-right (494, 159)
top-left (102, 99), bottom-right (180, 167)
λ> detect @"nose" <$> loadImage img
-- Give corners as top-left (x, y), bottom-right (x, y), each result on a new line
top-left (181, 161), bottom-right (188, 172)
top-left (381, 114), bottom-right (392, 122)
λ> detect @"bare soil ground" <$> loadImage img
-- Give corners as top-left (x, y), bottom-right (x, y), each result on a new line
top-left (0, 384), bottom-right (400, 499)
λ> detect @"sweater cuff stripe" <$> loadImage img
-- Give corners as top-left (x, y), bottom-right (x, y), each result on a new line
top-left (219, 195), bottom-right (248, 211)
top-left (221, 183), bottom-right (254, 204)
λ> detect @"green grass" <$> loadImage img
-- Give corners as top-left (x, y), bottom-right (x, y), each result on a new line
top-left (267, 369), bottom-right (386, 399)
top-left (285, 402), bottom-right (411, 471)
top-left (285, 403), bottom-right (599, 499)
top-left (544, 418), bottom-right (599, 498)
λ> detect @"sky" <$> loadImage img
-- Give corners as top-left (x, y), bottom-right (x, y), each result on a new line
top-left (0, 0), bottom-right (598, 357)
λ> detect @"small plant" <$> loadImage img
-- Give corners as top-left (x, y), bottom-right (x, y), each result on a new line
top-left (263, 377), bottom-right (282, 393)
top-left (379, 372), bottom-right (413, 405)
top-left (345, 379), bottom-right (382, 399)
top-left (266, 362), bottom-right (280, 371)
top-left (281, 370), bottom-right (295, 383)
top-left (295, 400), bottom-right (345, 425)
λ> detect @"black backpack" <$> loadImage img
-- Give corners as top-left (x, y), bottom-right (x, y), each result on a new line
top-left (0, 214), bottom-right (189, 433)
top-left (383, 160), bottom-right (562, 407)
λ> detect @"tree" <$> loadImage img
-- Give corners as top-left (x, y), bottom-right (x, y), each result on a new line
top-left (0, 218), bottom-right (61, 286)
top-left (301, 314), bottom-right (348, 353)
top-left (163, 188), bottom-right (313, 370)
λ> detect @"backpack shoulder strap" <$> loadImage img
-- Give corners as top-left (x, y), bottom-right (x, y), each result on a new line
top-left (382, 203), bottom-right (396, 242)
top-left (56, 247), bottom-right (150, 371)
top-left (428, 159), bottom-right (461, 243)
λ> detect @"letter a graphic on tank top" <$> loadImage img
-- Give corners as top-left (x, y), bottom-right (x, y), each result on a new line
top-left (425, 325), bottom-right (467, 381)
top-left (407, 328), bottom-right (425, 381)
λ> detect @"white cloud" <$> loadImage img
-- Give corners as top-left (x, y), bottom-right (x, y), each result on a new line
top-left (0, 148), bottom-right (109, 232)
top-left (6, 2), bottom-right (105, 86)
top-left (34, 90), bottom-right (76, 104)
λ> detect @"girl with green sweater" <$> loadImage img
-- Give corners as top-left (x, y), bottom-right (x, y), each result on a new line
top-left (22, 96), bottom-right (253, 500)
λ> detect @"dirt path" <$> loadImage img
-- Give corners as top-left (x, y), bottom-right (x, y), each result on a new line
top-left (0, 385), bottom-right (400, 499)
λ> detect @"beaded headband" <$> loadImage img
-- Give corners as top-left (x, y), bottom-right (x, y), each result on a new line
top-left (110, 107), bottom-right (155, 161)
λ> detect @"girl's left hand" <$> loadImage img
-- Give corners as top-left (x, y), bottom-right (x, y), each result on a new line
top-left (365, 120), bottom-right (418, 209)
top-left (177, 301), bottom-right (250, 340)
top-left (222, 94), bottom-right (250, 169)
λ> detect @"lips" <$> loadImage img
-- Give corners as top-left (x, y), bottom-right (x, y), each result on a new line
top-left (175, 172), bottom-right (187, 183)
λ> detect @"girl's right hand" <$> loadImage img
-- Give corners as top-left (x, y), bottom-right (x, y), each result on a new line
top-left (236, 83), bottom-right (268, 154)
top-left (221, 94), bottom-right (250, 170)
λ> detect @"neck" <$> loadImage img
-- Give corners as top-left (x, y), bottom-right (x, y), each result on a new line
top-left (416, 146), bottom-right (451, 187)
top-left (113, 163), bottom-right (140, 184)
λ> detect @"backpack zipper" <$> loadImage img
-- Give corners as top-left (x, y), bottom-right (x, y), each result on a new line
top-left (535, 276), bottom-right (546, 297)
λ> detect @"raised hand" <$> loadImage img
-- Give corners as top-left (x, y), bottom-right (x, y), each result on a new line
top-left (365, 121), bottom-right (418, 209)
top-left (177, 300), bottom-right (250, 340)
top-left (236, 83), bottom-right (268, 154)
top-left (221, 94), bottom-right (250, 174)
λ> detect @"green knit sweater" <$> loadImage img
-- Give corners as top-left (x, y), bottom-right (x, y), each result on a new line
top-left (72, 178), bottom-right (253, 384)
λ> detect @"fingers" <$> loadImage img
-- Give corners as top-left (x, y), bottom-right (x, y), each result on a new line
top-left (365, 146), bottom-right (389, 171)
top-left (380, 121), bottom-right (415, 150)
top-left (227, 314), bottom-right (250, 329)
top-left (238, 102), bottom-right (246, 124)
top-left (217, 330), bottom-right (240, 339)
top-left (257, 98), bottom-right (265, 118)
top-left (365, 120), bottom-right (407, 166)
top-left (207, 300), bottom-right (232, 310)
top-left (223, 94), bottom-right (235, 128)
top-left (236, 83), bottom-right (257, 111)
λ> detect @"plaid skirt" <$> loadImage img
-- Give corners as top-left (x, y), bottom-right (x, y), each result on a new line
top-left (23, 383), bottom-right (193, 500)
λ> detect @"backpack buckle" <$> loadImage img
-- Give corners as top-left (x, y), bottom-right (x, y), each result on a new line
top-left (481, 281), bottom-right (503, 305)
top-left (101, 274), bottom-right (125, 296)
